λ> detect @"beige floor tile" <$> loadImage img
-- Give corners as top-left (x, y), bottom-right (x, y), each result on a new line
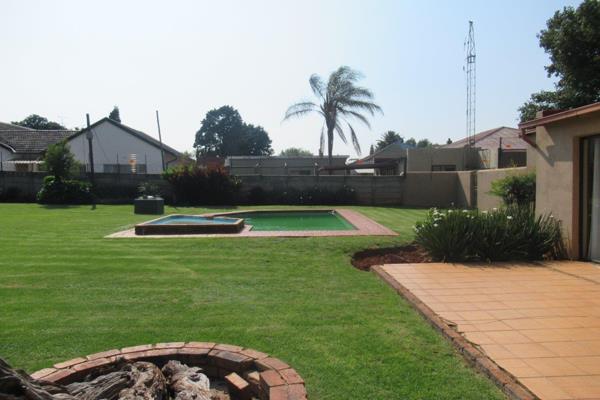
top-left (381, 261), bottom-right (600, 400)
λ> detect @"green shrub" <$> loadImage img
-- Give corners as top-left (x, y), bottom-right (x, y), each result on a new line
top-left (163, 165), bottom-right (240, 205)
top-left (414, 206), bottom-right (564, 262)
top-left (37, 176), bottom-right (92, 204)
top-left (41, 140), bottom-right (80, 180)
top-left (490, 173), bottom-right (536, 206)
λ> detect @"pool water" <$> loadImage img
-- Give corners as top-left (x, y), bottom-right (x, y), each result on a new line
top-left (150, 216), bottom-right (239, 225)
top-left (230, 211), bottom-right (356, 231)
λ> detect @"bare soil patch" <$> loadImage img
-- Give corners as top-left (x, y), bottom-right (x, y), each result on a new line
top-left (351, 243), bottom-right (431, 271)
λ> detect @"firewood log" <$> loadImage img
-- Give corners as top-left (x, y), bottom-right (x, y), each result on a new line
top-left (161, 360), bottom-right (212, 400)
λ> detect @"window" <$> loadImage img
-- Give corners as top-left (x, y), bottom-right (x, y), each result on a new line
top-left (431, 165), bottom-right (457, 172)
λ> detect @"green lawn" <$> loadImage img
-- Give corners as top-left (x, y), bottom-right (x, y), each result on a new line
top-left (0, 204), bottom-right (504, 399)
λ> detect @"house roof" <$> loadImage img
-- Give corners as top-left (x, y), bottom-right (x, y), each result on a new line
top-left (0, 129), bottom-right (74, 155)
top-left (518, 102), bottom-right (600, 131)
top-left (0, 122), bottom-right (33, 131)
top-left (353, 140), bottom-right (411, 165)
top-left (72, 118), bottom-right (182, 157)
top-left (442, 127), bottom-right (527, 151)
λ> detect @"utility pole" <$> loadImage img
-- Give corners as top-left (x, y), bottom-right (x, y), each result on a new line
top-left (155, 110), bottom-right (166, 172)
top-left (85, 114), bottom-right (95, 187)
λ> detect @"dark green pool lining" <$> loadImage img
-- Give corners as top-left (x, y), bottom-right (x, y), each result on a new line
top-left (222, 210), bottom-right (356, 231)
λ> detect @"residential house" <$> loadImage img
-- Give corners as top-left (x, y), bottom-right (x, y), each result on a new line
top-left (70, 118), bottom-right (183, 174)
top-left (443, 126), bottom-right (528, 168)
top-left (0, 123), bottom-right (73, 171)
top-left (225, 155), bottom-right (349, 176)
top-left (519, 102), bottom-right (600, 261)
top-left (351, 141), bottom-right (481, 175)
top-left (0, 118), bottom-right (184, 174)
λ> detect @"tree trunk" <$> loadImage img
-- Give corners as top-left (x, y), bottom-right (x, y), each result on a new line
top-left (66, 371), bottom-right (131, 400)
top-left (327, 128), bottom-right (334, 175)
top-left (161, 361), bottom-right (211, 400)
top-left (0, 358), bottom-right (74, 400)
top-left (118, 362), bottom-right (167, 400)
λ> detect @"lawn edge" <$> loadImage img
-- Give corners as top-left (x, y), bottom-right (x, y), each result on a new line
top-left (372, 264), bottom-right (539, 400)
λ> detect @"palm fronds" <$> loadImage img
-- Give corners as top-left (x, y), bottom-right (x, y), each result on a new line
top-left (284, 66), bottom-right (381, 164)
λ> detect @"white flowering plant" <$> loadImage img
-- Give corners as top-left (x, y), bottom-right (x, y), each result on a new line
top-left (414, 205), bottom-right (564, 262)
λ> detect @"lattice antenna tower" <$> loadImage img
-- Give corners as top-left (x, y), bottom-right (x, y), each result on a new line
top-left (465, 21), bottom-right (476, 146)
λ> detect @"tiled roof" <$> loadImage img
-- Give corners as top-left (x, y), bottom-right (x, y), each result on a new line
top-left (0, 129), bottom-right (74, 154)
top-left (0, 122), bottom-right (33, 131)
top-left (442, 127), bottom-right (527, 150)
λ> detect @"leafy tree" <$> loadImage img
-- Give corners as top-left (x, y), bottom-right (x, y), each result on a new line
top-left (194, 106), bottom-right (273, 157)
top-left (42, 141), bottom-right (78, 181)
top-left (12, 114), bottom-right (66, 130)
top-left (284, 66), bottom-right (382, 167)
top-left (109, 106), bottom-right (121, 122)
top-left (376, 131), bottom-right (403, 150)
top-left (369, 144), bottom-right (375, 155)
top-left (518, 0), bottom-right (600, 122)
top-left (279, 147), bottom-right (313, 157)
top-left (240, 123), bottom-right (272, 156)
top-left (405, 138), bottom-right (417, 147)
top-left (417, 139), bottom-right (432, 148)
top-left (446, 138), bottom-right (453, 144)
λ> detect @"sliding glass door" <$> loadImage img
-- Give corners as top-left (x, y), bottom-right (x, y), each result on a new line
top-left (582, 136), bottom-right (600, 262)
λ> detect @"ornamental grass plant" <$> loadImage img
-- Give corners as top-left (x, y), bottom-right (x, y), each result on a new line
top-left (414, 206), bottom-right (565, 262)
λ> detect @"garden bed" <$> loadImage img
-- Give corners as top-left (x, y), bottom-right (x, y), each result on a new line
top-left (351, 243), bottom-right (431, 271)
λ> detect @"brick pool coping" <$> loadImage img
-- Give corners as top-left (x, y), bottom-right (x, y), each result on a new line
top-left (107, 209), bottom-right (397, 238)
top-left (31, 342), bottom-right (307, 400)
top-left (372, 265), bottom-right (538, 400)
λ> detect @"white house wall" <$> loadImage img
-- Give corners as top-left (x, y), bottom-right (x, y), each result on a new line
top-left (67, 121), bottom-right (170, 174)
top-left (0, 146), bottom-right (15, 171)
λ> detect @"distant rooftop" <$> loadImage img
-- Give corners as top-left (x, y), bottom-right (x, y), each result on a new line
top-left (443, 127), bottom-right (527, 151)
top-left (0, 127), bottom-right (74, 155)
top-left (226, 155), bottom-right (349, 159)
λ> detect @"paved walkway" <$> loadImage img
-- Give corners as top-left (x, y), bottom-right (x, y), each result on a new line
top-left (380, 261), bottom-right (600, 400)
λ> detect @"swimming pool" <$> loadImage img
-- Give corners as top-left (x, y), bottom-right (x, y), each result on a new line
top-left (135, 214), bottom-right (244, 235)
top-left (222, 210), bottom-right (356, 231)
top-left (135, 210), bottom-right (356, 235)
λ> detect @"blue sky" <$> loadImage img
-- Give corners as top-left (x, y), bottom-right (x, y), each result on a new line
top-left (1, 0), bottom-right (581, 157)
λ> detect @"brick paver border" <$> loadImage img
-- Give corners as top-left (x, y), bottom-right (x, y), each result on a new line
top-left (372, 265), bottom-right (539, 400)
top-left (107, 208), bottom-right (397, 238)
top-left (31, 342), bottom-right (307, 400)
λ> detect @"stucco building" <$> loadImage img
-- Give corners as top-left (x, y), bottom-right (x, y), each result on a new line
top-left (225, 155), bottom-right (349, 176)
top-left (520, 102), bottom-right (600, 261)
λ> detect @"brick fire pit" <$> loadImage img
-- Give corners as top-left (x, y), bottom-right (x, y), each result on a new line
top-left (31, 342), bottom-right (307, 400)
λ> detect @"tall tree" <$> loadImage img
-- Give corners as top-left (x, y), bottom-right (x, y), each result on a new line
top-left (284, 66), bottom-right (382, 167)
top-left (369, 144), bottom-right (375, 155)
top-left (519, 0), bottom-right (600, 121)
top-left (405, 138), bottom-right (417, 147)
top-left (446, 138), bottom-right (453, 144)
top-left (109, 106), bottom-right (121, 122)
top-left (12, 114), bottom-right (65, 130)
top-left (194, 106), bottom-right (273, 157)
top-left (417, 139), bottom-right (432, 148)
top-left (376, 131), bottom-right (403, 150)
top-left (279, 147), bottom-right (313, 157)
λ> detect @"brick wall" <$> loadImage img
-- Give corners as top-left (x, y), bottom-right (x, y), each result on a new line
top-left (0, 169), bottom-right (525, 208)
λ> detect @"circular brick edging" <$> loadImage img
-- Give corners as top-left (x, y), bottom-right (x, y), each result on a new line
top-left (31, 342), bottom-right (307, 400)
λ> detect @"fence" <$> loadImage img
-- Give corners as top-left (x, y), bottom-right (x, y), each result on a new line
top-left (0, 168), bottom-right (528, 208)
top-left (0, 172), bottom-right (169, 203)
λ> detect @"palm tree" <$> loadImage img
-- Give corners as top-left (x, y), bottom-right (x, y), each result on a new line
top-left (284, 66), bottom-right (382, 168)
